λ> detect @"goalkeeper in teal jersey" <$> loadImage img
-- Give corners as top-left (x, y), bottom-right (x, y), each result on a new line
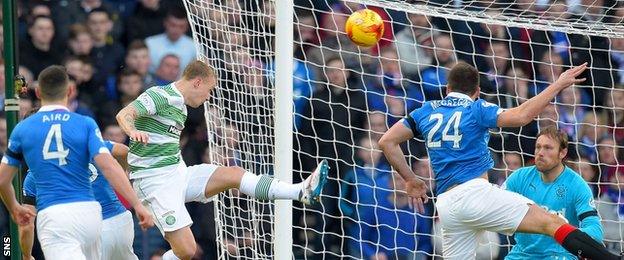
top-left (504, 127), bottom-right (603, 260)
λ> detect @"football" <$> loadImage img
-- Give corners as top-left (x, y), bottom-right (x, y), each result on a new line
top-left (345, 9), bottom-right (384, 47)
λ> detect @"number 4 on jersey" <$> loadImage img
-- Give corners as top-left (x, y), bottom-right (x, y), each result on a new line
top-left (427, 112), bottom-right (463, 148)
top-left (43, 124), bottom-right (70, 165)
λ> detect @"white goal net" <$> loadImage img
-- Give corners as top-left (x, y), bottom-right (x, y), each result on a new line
top-left (184, 0), bottom-right (624, 258)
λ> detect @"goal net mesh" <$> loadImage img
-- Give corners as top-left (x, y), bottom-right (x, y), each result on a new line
top-left (183, 0), bottom-right (624, 258)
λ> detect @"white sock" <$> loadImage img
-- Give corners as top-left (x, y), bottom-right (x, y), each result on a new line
top-left (238, 171), bottom-right (303, 200)
top-left (162, 250), bottom-right (181, 260)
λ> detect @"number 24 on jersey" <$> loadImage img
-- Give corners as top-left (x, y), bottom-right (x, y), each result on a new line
top-left (427, 112), bottom-right (463, 148)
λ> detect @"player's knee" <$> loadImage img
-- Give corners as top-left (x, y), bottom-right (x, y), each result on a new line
top-left (173, 243), bottom-right (197, 260)
top-left (223, 166), bottom-right (245, 186)
top-left (227, 166), bottom-right (245, 175)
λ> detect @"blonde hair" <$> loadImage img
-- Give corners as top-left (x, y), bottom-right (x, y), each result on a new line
top-left (182, 60), bottom-right (215, 80)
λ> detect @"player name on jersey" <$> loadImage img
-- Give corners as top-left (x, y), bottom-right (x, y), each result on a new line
top-left (42, 113), bottom-right (71, 122)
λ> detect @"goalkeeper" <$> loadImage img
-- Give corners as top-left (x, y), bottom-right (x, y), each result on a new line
top-left (116, 60), bottom-right (329, 260)
top-left (503, 127), bottom-right (603, 260)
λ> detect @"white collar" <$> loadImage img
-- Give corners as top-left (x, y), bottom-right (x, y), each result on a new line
top-left (446, 92), bottom-right (473, 100)
top-left (38, 105), bottom-right (69, 112)
top-left (170, 82), bottom-right (183, 96)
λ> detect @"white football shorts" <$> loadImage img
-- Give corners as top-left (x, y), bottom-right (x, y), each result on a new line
top-left (435, 178), bottom-right (533, 260)
top-left (36, 201), bottom-right (102, 260)
top-left (133, 162), bottom-right (218, 235)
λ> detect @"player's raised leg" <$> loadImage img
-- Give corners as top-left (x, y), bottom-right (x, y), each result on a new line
top-left (185, 159), bottom-right (329, 205)
top-left (162, 226), bottom-right (197, 260)
top-left (517, 205), bottom-right (619, 259)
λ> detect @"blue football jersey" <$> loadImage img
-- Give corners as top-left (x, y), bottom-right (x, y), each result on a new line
top-left (2, 105), bottom-right (108, 211)
top-left (23, 170), bottom-right (35, 198)
top-left (19, 140), bottom-right (127, 219)
top-left (90, 141), bottom-right (127, 219)
top-left (402, 92), bottom-right (502, 194)
top-left (504, 166), bottom-right (601, 259)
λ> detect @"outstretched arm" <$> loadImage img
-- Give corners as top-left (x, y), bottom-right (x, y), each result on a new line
top-left (497, 63), bottom-right (587, 127)
top-left (379, 122), bottom-right (429, 213)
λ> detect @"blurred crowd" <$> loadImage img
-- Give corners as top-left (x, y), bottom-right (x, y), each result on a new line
top-left (1, 0), bottom-right (624, 259)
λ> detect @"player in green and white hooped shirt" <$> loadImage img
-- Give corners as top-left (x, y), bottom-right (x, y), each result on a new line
top-left (116, 60), bottom-right (328, 260)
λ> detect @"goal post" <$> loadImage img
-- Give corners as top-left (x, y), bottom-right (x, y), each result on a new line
top-left (184, 0), bottom-right (624, 258)
top-left (273, 0), bottom-right (294, 258)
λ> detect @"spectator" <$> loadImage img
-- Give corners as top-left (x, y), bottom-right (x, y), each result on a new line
top-left (125, 0), bottom-right (168, 43)
top-left (291, 58), bottom-right (315, 130)
top-left (570, 157), bottom-right (600, 197)
top-left (366, 112), bottom-right (388, 141)
top-left (63, 56), bottom-right (98, 106)
top-left (556, 87), bottom-right (586, 140)
top-left (606, 87), bottom-right (624, 142)
top-left (610, 37), bottom-right (624, 85)
top-left (493, 152), bottom-right (523, 186)
top-left (421, 33), bottom-right (456, 100)
top-left (297, 56), bottom-right (367, 255)
top-left (538, 103), bottom-right (558, 130)
top-left (19, 15), bottom-right (65, 77)
top-left (152, 54), bottom-right (181, 85)
top-left (100, 69), bottom-right (144, 126)
top-left (597, 136), bottom-right (623, 188)
top-left (496, 66), bottom-right (530, 109)
top-left (367, 47), bottom-right (423, 115)
top-left (395, 12), bottom-right (436, 77)
top-left (339, 137), bottom-right (393, 259)
top-left (19, 1), bottom-right (52, 41)
top-left (87, 8), bottom-right (125, 88)
top-left (313, 6), bottom-right (371, 71)
top-left (146, 8), bottom-right (196, 74)
top-left (372, 171), bottom-right (434, 260)
top-left (67, 23), bottom-right (94, 56)
top-left (213, 123), bottom-right (242, 167)
top-left (102, 124), bottom-right (127, 144)
top-left (52, 0), bottom-right (123, 43)
top-left (596, 167), bottom-right (624, 253)
top-left (568, 0), bottom-right (617, 103)
top-left (124, 40), bottom-right (154, 87)
top-left (484, 41), bottom-right (510, 90)
top-left (577, 111), bottom-right (609, 162)
top-left (67, 76), bottom-right (96, 119)
top-left (529, 0), bottom-right (572, 65)
top-left (532, 50), bottom-right (564, 96)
